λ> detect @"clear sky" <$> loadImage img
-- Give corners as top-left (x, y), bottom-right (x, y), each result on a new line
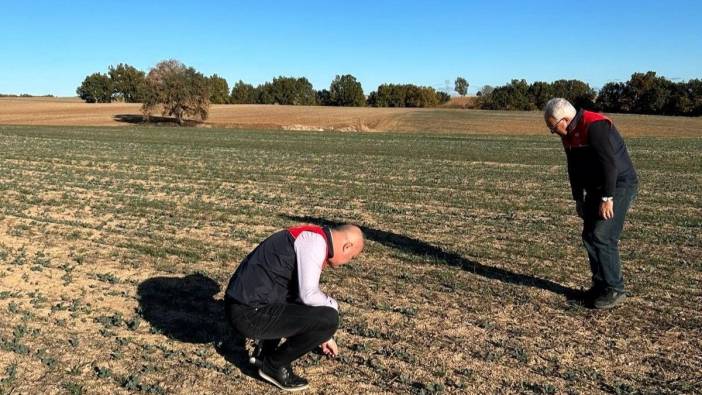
top-left (1, 0), bottom-right (700, 96)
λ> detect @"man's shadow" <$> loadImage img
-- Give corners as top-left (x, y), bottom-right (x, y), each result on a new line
top-left (281, 214), bottom-right (580, 298)
top-left (136, 274), bottom-right (258, 378)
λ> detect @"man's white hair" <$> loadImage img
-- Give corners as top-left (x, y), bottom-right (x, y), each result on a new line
top-left (544, 98), bottom-right (576, 121)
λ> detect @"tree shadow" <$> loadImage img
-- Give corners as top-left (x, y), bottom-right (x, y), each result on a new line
top-left (281, 214), bottom-right (580, 298)
top-left (136, 273), bottom-right (260, 379)
top-left (114, 114), bottom-right (204, 127)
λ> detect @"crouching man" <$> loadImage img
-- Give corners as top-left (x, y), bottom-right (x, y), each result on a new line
top-left (225, 223), bottom-right (364, 391)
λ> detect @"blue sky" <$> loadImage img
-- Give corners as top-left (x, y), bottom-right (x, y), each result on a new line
top-left (1, 0), bottom-right (700, 96)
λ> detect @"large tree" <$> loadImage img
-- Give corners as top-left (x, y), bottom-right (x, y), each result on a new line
top-left (141, 60), bottom-right (210, 125)
top-left (76, 73), bottom-right (113, 103)
top-left (454, 77), bottom-right (468, 96)
top-left (329, 74), bottom-right (365, 106)
top-left (108, 63), bottom-right (146, 103)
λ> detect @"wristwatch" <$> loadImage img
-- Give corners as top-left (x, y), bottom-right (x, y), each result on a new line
top-left (601, 197), bottom-right (613, 202)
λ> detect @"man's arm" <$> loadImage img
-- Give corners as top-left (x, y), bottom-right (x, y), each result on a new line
top-left (589, 121), bottom-right (618, 198)
top-left (589, 121), bottom-right (617, 219)
top-left (294, 232), bottom-right (339, 310)
top-left (565, 151), bottom-right (584, 201)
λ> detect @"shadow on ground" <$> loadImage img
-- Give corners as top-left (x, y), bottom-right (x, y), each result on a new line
top-left (114, 114), bottom-right (204, 127)
top-left (136, 274), bottom-right (259, 379)
top-left (281, 214), bottom-right (580, 298)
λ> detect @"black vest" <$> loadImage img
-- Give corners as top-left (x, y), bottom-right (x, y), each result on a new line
top-left (225, 226), bottom-right (332, 307)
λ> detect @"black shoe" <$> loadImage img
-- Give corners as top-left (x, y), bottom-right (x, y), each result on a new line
top-left (584, 284), bottom-right (607, 303)
top-left (258, 361), bottom-right (309, 391)
top-left (593, 289), bottom-right (627, 309)
top-left (249, 341), bottom-right (264, 368)
top-left (566, 285), bottom-right (601, 304)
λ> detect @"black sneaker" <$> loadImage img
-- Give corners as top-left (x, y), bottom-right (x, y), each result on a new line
top-left (593, 289), bottom-right (627, 309)
top-left (258, 361), bottom-right (309, 392)
top-left (249, 341), bottom-right (264, 368)
top-left (566, 285), bottom-right (601, 305)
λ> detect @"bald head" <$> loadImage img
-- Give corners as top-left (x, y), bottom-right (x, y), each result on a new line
top-left (328, 224), bottom-right (365, 268)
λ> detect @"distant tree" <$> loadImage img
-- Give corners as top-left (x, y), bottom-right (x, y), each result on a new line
top-left (476, 85), bottom-right (494, 97)
top-left (141, 59), bottom-right (210, 125)
top-left (596, 82), bottom-right (626, 113)
top-left (454, 77), bottom-right (468, 96)
top-left (329, 74), bottom-right (365, 106)
top-left (76, 73), bottom-right (113, 103)
top-left (368, 83), bottom-right (441, 107)
top-left (374, 84), bottom-right (406, 107)
top-left (255, 82), bottom-right (275, 104)
top-left (268, 76), bottom-right (316, 105)
top-left (624, 71), bottom-right (673, 114)
top-left (436, 91), bottom-right (451, 104)
top-left (366, 91), bottom-right (378, 107)
top-left (480, 79), bottom-right (531, 110)
top-left (207, 74), bottom-right (230, 104)
top-left (316, 89), bottom-right (332, 106)
top-left (687, 79), bottom-right (702, 116)
top-left (663, 82), bottom-right (694, 115)
top-left (527, 81), bottom-right (555, 110)
top-left (108, 63), bottom-right (146, 103)
top-left (405, 85), bottom-right (423, 107)
top-left (407, 85), bottom-right (439, 107)
top-left (230, 80), bottom-right (257, 104)
top-left (551, 79), bottom-right (597, 109)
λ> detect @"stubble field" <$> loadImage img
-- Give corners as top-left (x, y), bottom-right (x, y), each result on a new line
top-left (0, 116), bottom-right (700, 394)
top-left (2, 97), bottom-right (702, 137)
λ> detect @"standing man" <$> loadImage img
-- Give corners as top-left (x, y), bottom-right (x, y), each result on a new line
top-left (544, 98), bottom-right (638, 309)
top-left (225, 223), bottom-right (364, 391)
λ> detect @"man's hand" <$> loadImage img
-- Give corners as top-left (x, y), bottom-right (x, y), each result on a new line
top-left (321, 338), bottom-right (338, 357)
top-left (599, 200), bottom-right (614, 220)
top-left (575, 200), bottom-right (584, 218)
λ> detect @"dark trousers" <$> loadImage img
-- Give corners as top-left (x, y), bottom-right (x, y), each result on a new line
top-left (582, 183), bottom-right (638, 292)
top-left (225, 298), bottom-right (339, 368)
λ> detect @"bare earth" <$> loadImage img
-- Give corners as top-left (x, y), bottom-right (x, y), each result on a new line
top-left (1, 97), bottom-right (700, 137)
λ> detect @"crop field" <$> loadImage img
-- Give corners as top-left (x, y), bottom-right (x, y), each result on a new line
top-left (0, 123), bottom-right (700, 394)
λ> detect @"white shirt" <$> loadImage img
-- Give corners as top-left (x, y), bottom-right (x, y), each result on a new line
top-left (294, 231), bottom-right (339, 311)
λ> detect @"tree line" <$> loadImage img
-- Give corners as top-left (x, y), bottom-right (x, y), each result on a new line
top-left (0, 93), bottom-right (55, 98)
top-left (77, 61), bottom-right (453, 111)
top-left (478, 72), bottom-right (702, 116)
top-left (77, 62), bottom-right (701, 118)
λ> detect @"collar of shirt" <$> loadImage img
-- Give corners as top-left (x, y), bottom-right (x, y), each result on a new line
top-left (566, 109), bottom-right (584, 135)
top-left (323, 226), bottom-right (334, 259)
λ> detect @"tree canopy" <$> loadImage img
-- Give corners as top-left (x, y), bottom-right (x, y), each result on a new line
top-left (141, 60), bottom-right (210, 125)
top-left (454, 77), bottom-right (468, 96)
top-left (329, 74), bottom-right (365, 107)
top-left (76, 73), bottom-right (113, 103)
top-left (207, 74), bottom-right (230, 104)
top-left (108, 63), bottom-right (146, 103)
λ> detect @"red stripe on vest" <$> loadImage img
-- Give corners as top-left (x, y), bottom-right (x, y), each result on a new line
top-left (288, 225), bottom-right (329, 268)
top-left (562, 111), bottom-right (611, 149)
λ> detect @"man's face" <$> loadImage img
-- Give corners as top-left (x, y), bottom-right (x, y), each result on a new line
top-left (328, 241), bottom-right (363, 269)
top-left (546, 116), bottom-right (568, 137)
